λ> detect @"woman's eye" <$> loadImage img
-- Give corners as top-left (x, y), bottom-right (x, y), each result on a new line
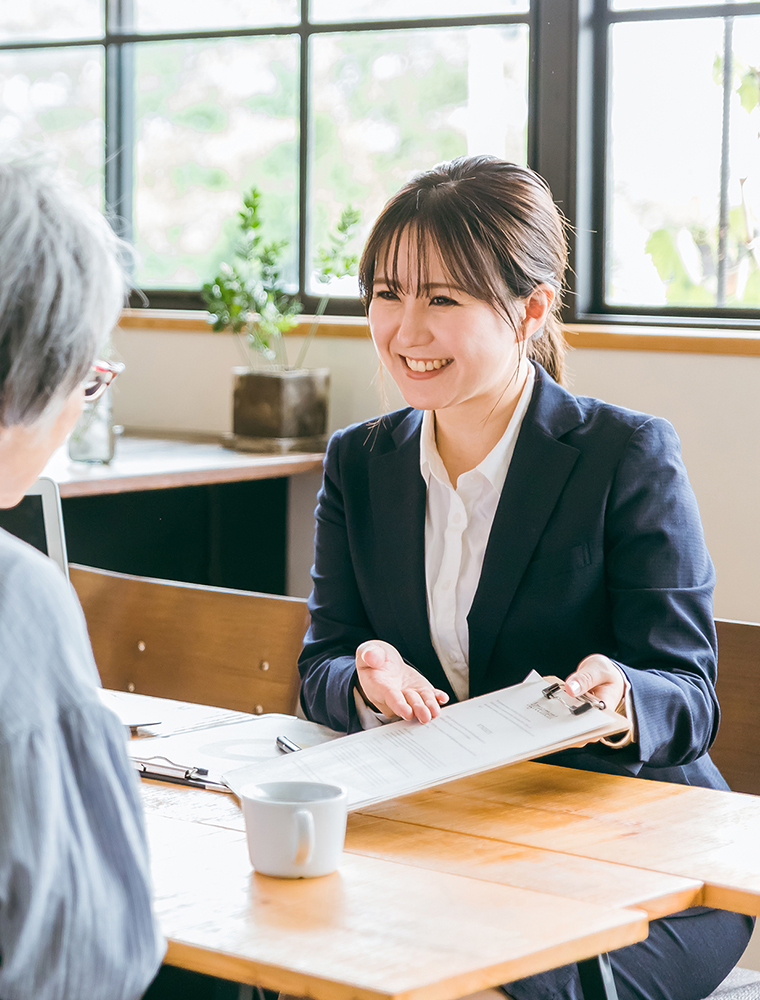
top-left (374, 289), bottom-right (398, 301)
top-left (430, 295), bottom-right (457, 306)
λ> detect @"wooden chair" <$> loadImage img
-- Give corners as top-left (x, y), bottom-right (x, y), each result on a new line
top-left (710, 618), bottom-right (760, 797)
top-left (70, 564), bottom-right (309, 716)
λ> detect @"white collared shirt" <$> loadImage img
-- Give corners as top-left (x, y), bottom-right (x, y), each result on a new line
top-left (419, 364), bottom-right (535, 702)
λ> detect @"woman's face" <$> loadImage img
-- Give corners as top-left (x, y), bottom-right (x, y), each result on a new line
top-left (0, 387), bottom-right (83, 508)
top-left (368, 234), bottom-right (529, 422)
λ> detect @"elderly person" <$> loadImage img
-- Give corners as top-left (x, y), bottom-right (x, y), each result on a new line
top-left (0, 155), bottom-right (164, 998)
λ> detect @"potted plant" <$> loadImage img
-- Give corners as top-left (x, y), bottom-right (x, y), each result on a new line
top-left (202, 188), bottom-right (360, 453)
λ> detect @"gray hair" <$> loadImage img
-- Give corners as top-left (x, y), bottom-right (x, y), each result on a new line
top-left (0, 154), bottom-right (130, 427)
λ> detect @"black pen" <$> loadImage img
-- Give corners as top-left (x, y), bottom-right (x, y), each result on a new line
top-left (276, 734), bottom-right (303, 754)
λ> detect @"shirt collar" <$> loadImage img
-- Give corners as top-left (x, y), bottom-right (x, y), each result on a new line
top-left (419, 362), bottom-right (536, 493)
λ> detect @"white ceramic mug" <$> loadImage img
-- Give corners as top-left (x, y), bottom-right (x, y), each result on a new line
top-left (241, 780), bottom-right (348, 878)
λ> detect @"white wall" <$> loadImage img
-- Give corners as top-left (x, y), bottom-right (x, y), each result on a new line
top-left (111, 327), bottom-right (760, 620)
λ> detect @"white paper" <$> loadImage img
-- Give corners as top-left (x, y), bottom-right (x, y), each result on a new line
top-left (129, 713), bottom-right (341, 786)
top-left (101, 688), bottom-right (254, 734)
top-left (224, 675), bottom-right (628, 809)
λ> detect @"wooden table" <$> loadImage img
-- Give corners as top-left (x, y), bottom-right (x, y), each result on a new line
top-left (43, 432), bottom-right (324, 498)
top-left (42, 433), bottom-right (324, 593)
top-left (138, 756), bottom-right (760, 1000)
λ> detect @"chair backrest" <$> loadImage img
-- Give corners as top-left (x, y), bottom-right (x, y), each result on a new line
top-left (711, 618), bottom-right (760, 796)
top-left (70, 564), bottom-right (309, 716)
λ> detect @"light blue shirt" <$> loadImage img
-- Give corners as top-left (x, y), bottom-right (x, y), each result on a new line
top-left (0, 528), bottom-right (165, 1000)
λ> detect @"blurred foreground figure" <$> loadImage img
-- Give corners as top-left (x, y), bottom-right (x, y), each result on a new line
top-left (0, 155), bottom-right (164, 999)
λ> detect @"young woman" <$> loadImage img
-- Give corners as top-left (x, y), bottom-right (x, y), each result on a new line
top-left (298, 156), bottom-right (752, 1000)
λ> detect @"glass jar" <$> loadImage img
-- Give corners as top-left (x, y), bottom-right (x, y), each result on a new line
top-left (68, 391), bottom-right (118, 464)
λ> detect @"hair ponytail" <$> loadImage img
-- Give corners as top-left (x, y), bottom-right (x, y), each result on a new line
top-left (527, 314), bottom-right (566, 385)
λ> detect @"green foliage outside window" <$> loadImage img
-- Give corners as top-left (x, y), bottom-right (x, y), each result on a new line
top-left (646, 54), bottom-right (760, 307)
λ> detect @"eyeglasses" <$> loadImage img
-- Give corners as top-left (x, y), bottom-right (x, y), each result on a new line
top-left (83, 359), bottom-right (125, 403)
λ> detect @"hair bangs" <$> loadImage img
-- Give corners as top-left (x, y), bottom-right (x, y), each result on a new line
top-left (361, 190), bottom-right (516, 325)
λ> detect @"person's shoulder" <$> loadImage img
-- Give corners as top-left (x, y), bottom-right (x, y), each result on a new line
top-left (0, 527), bottom-right (68, 598)
top-left (326, 408), bottom-right (418, 457)
top-left (0, 529), bottom-right (100, 736)
top-left (534, 365), bottom-right (674, 443)
top-left (573, 392), bottom-right (670, 434)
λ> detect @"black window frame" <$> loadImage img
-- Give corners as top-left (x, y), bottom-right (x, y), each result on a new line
top-left (4, 0), bottom-right (760, 329)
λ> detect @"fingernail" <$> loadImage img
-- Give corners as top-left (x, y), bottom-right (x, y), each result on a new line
top-left (568, 680), bottom-right (581, 696)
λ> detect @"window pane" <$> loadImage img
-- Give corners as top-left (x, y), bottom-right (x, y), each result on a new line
top-left (311, 0), bottom-right (528, 21)
top-left (0, 47), bottom-right (104, 208)
top-left (134, 37), bottom-right (299, 290)
top-left (607, 16), bottom-right (760, 308)
top-left (309, 24), bottom-right (529, 295)
top-left (0, 0), bottom-right (102, 42)
top-left (132, 0), bottom-right (298, 33)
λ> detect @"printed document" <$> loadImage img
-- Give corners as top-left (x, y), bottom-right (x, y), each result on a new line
top-left (224, 674), bottom-right (629, 809)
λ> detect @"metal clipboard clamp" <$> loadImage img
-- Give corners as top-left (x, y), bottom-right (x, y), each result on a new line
top-left (131, 754), bottom-right (229, 792)
top-left (542, 682), bottom-right (606, 716)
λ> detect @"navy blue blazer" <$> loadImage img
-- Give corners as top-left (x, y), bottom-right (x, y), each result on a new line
top-left (299, 364), bottom-right (727, 790)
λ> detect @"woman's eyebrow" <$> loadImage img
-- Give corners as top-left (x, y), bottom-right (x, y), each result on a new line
top-left (420, 281), bottom-right (464, 293)
top-left (371, 278), bottom-right (464, 293)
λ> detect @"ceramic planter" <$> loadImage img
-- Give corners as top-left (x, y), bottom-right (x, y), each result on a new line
top-left (227, 367), bottom-right (330, 454)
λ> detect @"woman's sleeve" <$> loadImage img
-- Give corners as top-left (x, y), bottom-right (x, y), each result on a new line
top-left (0, 551), bottom-right (165, 1000)
top-left (298, 429), bottom-right (375, 733)
top-left (604, 415), bottom-right (719, 769)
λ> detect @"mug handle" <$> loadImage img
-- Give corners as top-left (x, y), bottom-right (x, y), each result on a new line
top-left (293, 809), bottom-right (315, 865)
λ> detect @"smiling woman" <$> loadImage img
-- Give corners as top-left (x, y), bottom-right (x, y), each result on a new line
top-left (296, 155), bottom-right (754, 1000)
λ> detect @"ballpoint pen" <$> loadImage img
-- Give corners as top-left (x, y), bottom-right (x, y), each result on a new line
top-left (276, 734), bottom-right (303, 754)
top-left (131, 755), bottom-right (229, 791)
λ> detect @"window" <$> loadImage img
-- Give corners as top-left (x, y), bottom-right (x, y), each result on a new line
top-left (578, 1), bottom-right (760, 323)
top-left (0, 1), bottom-right (530, 311)
top-left (3, 1), bottom-right (759, 327)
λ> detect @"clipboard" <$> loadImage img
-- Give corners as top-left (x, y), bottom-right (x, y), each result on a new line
top-left (225, 673), bottom-right (631, 810)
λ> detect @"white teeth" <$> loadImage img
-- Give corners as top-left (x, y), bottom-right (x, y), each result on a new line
top-left (405, 357), bottom-right (451, 372)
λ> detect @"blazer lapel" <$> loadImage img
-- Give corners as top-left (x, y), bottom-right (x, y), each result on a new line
top-left (368, 411), bottom-right (453, 697)
top-left (467, 369), bottom-right (583, 695)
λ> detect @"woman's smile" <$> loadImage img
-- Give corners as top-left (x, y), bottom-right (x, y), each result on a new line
top-left (402, 356), bottom-right (454, 374)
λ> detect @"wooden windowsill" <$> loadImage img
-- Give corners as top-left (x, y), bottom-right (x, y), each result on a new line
top-left (118, 309), bottom-right (760, 357)
top-left (119, 310), bottom-right (369, 339)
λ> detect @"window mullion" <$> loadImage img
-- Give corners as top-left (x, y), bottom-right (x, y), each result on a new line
top-left (298, 0), bottom-right (310, 302)
top-left (573, 0), bottom-right (608, 319)
top-left (531, 0), bottom-right (581, 321)
top-left (104, 0), bottom-right (135, 244)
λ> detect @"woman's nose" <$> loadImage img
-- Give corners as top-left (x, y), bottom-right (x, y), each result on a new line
top-left (395, 302), bottom-right (431, 347)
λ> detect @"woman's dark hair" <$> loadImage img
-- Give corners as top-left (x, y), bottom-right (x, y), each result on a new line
top-left (358, 155), bottom-right (569, 384)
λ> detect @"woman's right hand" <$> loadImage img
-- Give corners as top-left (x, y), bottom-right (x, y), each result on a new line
top-left (355, 640), bottom-right (449, 724)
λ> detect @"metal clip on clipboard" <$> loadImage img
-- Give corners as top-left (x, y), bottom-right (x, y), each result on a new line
top-left (132, 755), bottom-right (229, 792)
top-left (542, 682), bottom-right (606, 716)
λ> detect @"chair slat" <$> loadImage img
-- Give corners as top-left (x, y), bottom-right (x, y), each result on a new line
top-left (70, 564), bottom-right (308, 717)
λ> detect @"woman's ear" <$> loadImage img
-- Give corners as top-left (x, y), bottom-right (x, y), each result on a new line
top-left (517, 284), bottom-right (555, 342)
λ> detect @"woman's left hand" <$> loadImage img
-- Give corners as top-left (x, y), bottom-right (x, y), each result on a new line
top-left (564, 653), bottom-right (625, 712)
